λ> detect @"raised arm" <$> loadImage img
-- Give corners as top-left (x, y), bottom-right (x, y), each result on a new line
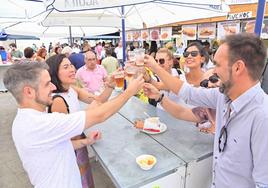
top-left (143, 83), bottom-right (199, 122)
top-left (83, 75), bottom-right (144, 129)
top-left (144, 55), bottom-right (184, 94)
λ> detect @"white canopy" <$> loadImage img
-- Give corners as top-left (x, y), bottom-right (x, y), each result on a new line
top-left (0, 0), bottom-right (230, 38)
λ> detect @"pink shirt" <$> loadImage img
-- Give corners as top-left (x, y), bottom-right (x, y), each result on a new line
top-left (76, 64), bottom-right (107, 93)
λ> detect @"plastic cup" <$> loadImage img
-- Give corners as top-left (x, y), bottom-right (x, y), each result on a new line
top-left (134, 49), bottom-right (145, 66)
top-left (128, 51), bottom-right (136, 62)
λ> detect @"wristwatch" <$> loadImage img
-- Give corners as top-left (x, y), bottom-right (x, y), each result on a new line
top-left (156, 93), bottom-right (164, 103)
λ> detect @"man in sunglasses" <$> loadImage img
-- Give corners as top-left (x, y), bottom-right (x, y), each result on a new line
top-left (144, 33), bottom-right (268, 188)
top-left (144, 48), bottom-right (186, 110)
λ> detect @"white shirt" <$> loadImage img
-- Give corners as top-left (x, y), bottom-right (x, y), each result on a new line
top-left (179, 83), bottom-right (268, 188)
top-left (54, 87), bottom-right (80, 113)
top-left (157, 68), bottom-right (188, 110)
top-left (12, 108), bottom-right (85, 188)
top-left (114, 46), bottom-right (123, 60)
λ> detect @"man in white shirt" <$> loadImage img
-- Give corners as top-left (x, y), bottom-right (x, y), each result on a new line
top-left (3, 62), bottom-right (144, 188)
top-left (114, 41), bottom-right (124, 68)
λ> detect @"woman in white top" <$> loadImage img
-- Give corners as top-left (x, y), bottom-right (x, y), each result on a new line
top-left (46, 54), bottom-right (115, 188)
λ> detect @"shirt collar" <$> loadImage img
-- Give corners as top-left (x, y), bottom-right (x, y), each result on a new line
top-left (229, 82), bottom-right (261, 114)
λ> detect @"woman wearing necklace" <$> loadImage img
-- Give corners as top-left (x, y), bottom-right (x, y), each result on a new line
top-left (46, 54), bottom-right (115, 188)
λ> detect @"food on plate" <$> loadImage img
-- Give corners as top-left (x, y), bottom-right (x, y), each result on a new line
top-left (151, 30), bottom-right (159, 40)
top-left (133, 32), bottom-right (140, 40)
top-left (136, 154), bottom-right (157, 170)
top-left (244, 21), bottom-right (255, 33)
top-left (142, 31), bottom-right (148, 39)
top-left (161, 32), bottom-right (168, 39)
top-left (223, 26), bottom-right (237, 35)
top-left (134, 119), bottom-right (144, 129)
top-left (134, 117), bottom-right (161, 132)
top-left (127, 33), bottom-right (132, 40)
top-left (182, 28), bottom-right (196, 37)
top-left (199, 28), bottom-right (214, 36)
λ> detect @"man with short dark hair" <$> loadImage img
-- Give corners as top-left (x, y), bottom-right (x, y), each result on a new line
top-left (144, 33), bottom-right (268, 187)
top-left (3, 62), bottom-right (144, 188)
top-left (9, 43), bottom-right (23, 59)
top-left (23, 47), bottom-right (35, 61)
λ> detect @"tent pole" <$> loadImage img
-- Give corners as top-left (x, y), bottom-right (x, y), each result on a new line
top-left (254, 0), bottom-right (266, 36)
top-left (121, 6), bottom-right (126, 64)
top-left (69, 26), bottom-right (73, 46)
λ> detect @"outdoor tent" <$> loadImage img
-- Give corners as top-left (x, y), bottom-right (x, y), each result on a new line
top-left (0, 31), bottom-right (39, 41)
top-left (1, 0), bottom-right (229, 37)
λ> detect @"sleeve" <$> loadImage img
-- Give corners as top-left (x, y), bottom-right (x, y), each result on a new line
top-left (192, 107), bottom-right (209, 123)
top-left (178, 82), bottom-right (219, 109)
top-left (252, 115), bottom-right (268, 185)
top-left (30, 111), bottom-right (86, 148)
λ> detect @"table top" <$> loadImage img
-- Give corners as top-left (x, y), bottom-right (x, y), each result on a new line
top-left (85, 113), bottom-right (185, 188)
top-left (118, 97), bottom-right (214, 163)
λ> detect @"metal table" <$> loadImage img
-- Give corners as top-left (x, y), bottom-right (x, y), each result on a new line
top-left (85, 113), bottom-right (185, 188)
top-left (0, 64), bottom-right (11, 92)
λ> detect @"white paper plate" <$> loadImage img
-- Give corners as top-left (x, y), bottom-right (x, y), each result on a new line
top-left (141, 122), bottom-right (167, 135)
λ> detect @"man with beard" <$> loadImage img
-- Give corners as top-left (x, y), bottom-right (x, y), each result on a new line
top-left (3, 62), bottom-right (144, 188)
top-left (143, 33), bottom-right (268, 188)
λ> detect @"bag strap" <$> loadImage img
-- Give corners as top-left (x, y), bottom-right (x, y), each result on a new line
top-left (47, 95), bottom-right (70, 114)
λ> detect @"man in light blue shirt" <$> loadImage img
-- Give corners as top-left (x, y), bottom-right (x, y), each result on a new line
top-left (144, 33), bottom-right (268, 188)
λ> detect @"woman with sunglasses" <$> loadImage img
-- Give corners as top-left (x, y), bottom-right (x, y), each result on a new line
top-left (145, 48), bottom-right (187, 109)
top-left (46, 54), bottom-right (116, 188)
top-left (183, 42), bottom-right (208, 87)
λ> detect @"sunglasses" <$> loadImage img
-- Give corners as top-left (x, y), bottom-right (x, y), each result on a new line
top-left (155, 58), bottom-right (165, 65)
top-left (200, 74), bottom-right (219, 88)
top-left (183, 51), bottom-right (199, 58)
top-left (218, 126), bottom-right (227, 152)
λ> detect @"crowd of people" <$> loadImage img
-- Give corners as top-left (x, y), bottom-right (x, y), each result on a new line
top-left (2, 33), bottom-right (268, 188)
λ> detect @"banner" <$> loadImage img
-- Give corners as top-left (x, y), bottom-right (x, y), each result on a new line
top-left (182, 25), bottom-right (197, 40)
top-left (198, 23), bottom-right (216, 39)
top-left (150, 28), bottom-right (160, 41)
top-left (132, 31), bottom-right (141, 41)
top-left (141, 30), bottom-right (149, 41)
top-left (217, 21), bottom-right (240, 40)
top-left (126, 31), bottom-right (133, 41)
top-left (46, 0), bottom-right (150, 11)
top-left (241, 20), bottom-right (255, 33)
top-left (160, 27), bottom-right (172, 40)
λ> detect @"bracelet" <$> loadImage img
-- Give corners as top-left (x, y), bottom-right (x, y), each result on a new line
top-left (146, 76), bottom-right (152, 83)
top-left (156, 93), bottom-right (164, 103)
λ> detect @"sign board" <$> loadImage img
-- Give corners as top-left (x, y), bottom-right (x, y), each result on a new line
top-left (227, 11), bottom-right (252, 20)
top-left (217, 21), bottom-right (240, 40)
top-left (182, 25), bottom-right (197, 40)
top-left (149, 28), bottom-right (160, 41)
top-left (198, 23), bottom-right (216, 39)
top-left (160, 27), bottom-right (172, 40)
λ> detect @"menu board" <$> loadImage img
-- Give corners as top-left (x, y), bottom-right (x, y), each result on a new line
top-left (160, 27), bottom-right (172, 40)
top-left (182, 25), bottom-right (197, 40)
top-left (149, 28), bottom-right (160, 41)
top-left (261, 19), bottom-right (268, 39)
top-left (132, 31), bottom-right (141, 41)
top-left (217, 21), bottom-right (240, 40)
top-left (198, 23), bottom-right (216, 39)
top-left (141, 29), bottom-right (149, 41)
top-left (126, 31), bottom-right (133, 41)
top-left (241, 20), bottom-right (255, 33)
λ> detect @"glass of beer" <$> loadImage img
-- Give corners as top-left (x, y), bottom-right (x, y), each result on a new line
top-left (114, 71), bottom-right (125, 90)
top-left (134, 48), bottom-right (145, 66)
top-left (125, 66), bottom-right (137, 79)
